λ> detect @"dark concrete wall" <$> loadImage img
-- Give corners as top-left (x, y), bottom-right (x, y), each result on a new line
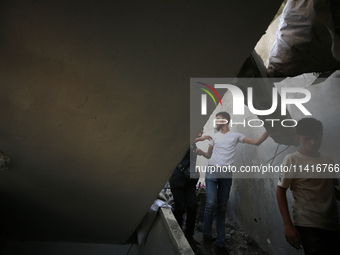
top-left (0, 0), bottom-right (282, 244)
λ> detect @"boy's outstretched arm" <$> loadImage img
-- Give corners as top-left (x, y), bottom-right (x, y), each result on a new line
top-left (243, 131), bottom-right (269, 146)
top-left (196, 145), bottom-right (213, 159)
top-left (276, 186), bottom-right (302, 250)
top-left (194, 135), bottom-right (212, 143)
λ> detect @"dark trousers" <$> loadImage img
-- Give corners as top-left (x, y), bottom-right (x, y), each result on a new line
top-left (169, 174), bottom-right (198, 237)
top-left (203, 177), bottom-right (232, 247)
top-left (296, 226), bottom-right (340, 255)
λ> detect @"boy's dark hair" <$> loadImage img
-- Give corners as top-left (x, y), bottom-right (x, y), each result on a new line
top-left (216, 111), bottom-right (230, 124)
top-left (295, 118), bottom-right (323, 136)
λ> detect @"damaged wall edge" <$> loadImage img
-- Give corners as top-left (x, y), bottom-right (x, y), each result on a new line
top-left (140, 208), bottom-right (194, 255)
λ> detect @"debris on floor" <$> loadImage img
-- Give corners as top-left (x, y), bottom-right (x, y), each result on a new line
top-left (162, 186), bottom-right (269, 255)
top-left (193, 217), bottom-right (268, 255)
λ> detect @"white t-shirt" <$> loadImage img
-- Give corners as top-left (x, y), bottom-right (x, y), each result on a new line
top-left (208, 131), bottom-right (245, 166)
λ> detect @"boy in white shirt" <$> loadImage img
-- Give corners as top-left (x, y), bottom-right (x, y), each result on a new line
top-left (196, 111), bottom-right (269, 253)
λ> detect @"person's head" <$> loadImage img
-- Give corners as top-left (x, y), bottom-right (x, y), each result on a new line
top-left (215, 111), bottom-right (230, 131)
top-left (296, 118), bottom-right (323, 154)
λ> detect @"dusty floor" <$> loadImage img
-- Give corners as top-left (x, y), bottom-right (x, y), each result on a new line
top-left (162, 188), bottom-right (268, 255)
top-left (193, 217), bottom-right (268, 255)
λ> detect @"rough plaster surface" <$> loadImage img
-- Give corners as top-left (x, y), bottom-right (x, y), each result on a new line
top-left (255, 15), bottom-right (281, 68)
top-left (0, 0), bottom-right (282, 244)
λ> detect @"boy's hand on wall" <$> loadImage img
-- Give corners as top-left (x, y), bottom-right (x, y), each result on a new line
top-left (201, 135), bottom-right (212, 141)
top-left (195, 149), bottom-right (203, 156)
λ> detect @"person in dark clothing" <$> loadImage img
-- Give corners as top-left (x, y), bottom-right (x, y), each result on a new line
top-left (169, 128), bottom-right (211, 247)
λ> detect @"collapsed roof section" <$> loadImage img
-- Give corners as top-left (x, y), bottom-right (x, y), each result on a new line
top-left (235, 52), bottom-right (299, 146)
top-left (267, 0), bottom-right (340, 77)
top-left (233, 0), bottom-right (340, 146)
